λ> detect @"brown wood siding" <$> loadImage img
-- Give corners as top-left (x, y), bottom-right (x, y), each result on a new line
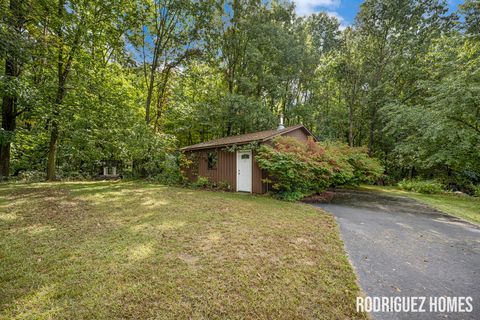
top-left (252, 150), bottom-right (263, 194)
top-left (182, 126), bottom-right (314, 194)
top-left (183, 151), bottom-right (197, 182)
top-left (184, 148), bottom-right (236, 190)
top-left (283, 128), bottom-right (309, 141)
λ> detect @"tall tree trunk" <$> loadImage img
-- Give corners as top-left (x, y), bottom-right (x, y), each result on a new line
top-left (348, 104), bottom-right (354, 147)
top-left (145, 70), bottom-right (155, 125)
top-left (46, 0), bottom-right (67, 181)
top-left (1, 60), bottom-right (18, 179)
top-left (46, 60), bottom-right (68, 180)
top-left (0, 0), bottom-right (24, 180)
top-left (368, 106), bottom-right (377, 156)
top-left (46, 124), bottom-right (59, 180)
top-left (46, 86), bottom-right (65, 181)
top-left (346, 75), bottom-right (359, 148)
top-left (153, 67), bottom-right (173, 131)
top-left (0, 85), bottom-right (16, 179)
top-left (145, 30), bottom-right (162, 125)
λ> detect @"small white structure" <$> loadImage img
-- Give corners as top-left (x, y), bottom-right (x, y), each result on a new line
top-left (277, 114), bottom-right (285, 130)
top-left (101, 160), bottom-right (120, 178)
top-left (103, 166), bottom-right (117, 177)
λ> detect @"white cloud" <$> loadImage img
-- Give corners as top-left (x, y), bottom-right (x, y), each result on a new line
top-left (294, 0), bottom-right (340, 16)
top-left (293, 1), bottom-right (350, 30)
top-left (324, 11), bottom-right (342, 21)
top-left (324, 11), bottom-right (348, 30)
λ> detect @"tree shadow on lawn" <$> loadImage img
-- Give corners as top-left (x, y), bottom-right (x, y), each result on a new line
top-left (1, 185), bottom-right (185, 317)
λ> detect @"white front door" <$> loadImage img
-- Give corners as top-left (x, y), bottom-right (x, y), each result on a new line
top-left (236, 150), bottom-right (252, 192)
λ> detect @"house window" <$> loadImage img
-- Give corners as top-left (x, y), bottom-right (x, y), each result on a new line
top-left (241, 154), bottom-right (250, 159)
top-left (207, 152), bottom-right (217, 170)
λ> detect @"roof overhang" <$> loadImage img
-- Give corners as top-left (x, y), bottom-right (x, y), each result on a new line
top-left (181, 140), bottom-right (256, 152)
top-left (180, 124), bottom-right (317, 152)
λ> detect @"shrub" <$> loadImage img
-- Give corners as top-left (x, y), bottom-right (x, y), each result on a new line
top-left (398, 179), bottom-right (444, 194)
top-left (473, 185), bottom-right (480, 198)
top-left (61, 171), bottom-right (90, 181)
top-left (257, 143), bottom-right (317, 200)
top-left (256, 137), bottom-right (383, 201)
top-left (217, 180), bottom-right (232, 191)
top-left (190, 177), bottom-right (232, 191)
top-left (130, 132), bottom-right (179, 178)
top-left (339, 146), bottom-right (384, 184)
top-left (15, 170), bottom-right (46, 182)
top-left (462, 183), bottom-right (480, 197)
top-left (152, 154), bottom-right (185, 185)
top-left (191, 176), bottom-right (212, 189)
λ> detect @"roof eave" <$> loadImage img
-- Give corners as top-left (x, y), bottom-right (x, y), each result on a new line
top-left (180, 124), bottom-right (317, 152)
top-left (180, 140), bottom-right (255, 152)
top-left (261, 124), bottom-right (317, 142)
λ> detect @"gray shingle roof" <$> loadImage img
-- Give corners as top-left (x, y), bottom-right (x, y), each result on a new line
top-left (181, 125), bottom-right (312, 151)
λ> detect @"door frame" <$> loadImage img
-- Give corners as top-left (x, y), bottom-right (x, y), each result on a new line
top-left (236, 150), bottom-right (252, 193)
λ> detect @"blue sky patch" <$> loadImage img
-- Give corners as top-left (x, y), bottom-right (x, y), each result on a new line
top-left (293, 0), bottom-right (464, 28)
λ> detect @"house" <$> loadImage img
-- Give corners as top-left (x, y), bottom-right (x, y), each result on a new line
top-left (181, 120), bottom-right (316, 194)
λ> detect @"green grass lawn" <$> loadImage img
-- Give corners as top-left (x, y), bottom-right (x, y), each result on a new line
top-left (0, 181), bottom-right (366, 319)
top-left (360, 185), bottom-right (480, 225)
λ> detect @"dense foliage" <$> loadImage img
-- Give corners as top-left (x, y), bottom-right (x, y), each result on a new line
top-left (398, 179), bottom-right (445, 195)
top-left (0, 0), bottom-right (478, 192)
top-left (256, 137), bottom-right (383, 200)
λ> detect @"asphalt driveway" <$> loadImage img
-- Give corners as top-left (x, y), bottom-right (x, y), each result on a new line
top-left (314, 190), bottom-right (480, 320)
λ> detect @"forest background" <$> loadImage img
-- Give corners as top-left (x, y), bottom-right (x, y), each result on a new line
top-left (1, 0), bottom-right (479, 193)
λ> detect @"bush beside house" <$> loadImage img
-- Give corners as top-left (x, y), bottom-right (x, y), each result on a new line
top-left (256, 137), bottom-right (383, 200)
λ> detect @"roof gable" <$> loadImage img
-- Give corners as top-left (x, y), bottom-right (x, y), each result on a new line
top-left (181, 125), bottom-right (315, 151)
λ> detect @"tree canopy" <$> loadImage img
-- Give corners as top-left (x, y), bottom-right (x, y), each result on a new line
top-left (1, 0), bottom-right (478, 192)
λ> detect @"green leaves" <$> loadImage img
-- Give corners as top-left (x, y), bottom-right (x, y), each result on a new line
top-left (3, 0), bottom-right (477, 190)
top-left (382, 35), bottom-right (480, 186)
top-left (256, 137), bottom-right (383, 201)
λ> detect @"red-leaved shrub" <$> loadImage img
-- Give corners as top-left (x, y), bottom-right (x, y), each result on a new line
top-left (256, 136), bottom-right (383, 200)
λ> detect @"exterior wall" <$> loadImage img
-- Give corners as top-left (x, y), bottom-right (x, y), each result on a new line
top-left (283, 128), bottom-right (310, 141)
top-left (252, 150), bottom-right (263, 194)
top-left (184, 148), bottom-right (236, 190)
top-left (182, 126), bottom-right (314, 194)
top-left (184, 148), bottom-right (264, 194)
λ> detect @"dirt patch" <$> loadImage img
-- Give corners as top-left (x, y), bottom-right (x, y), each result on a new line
top-left (176, 253), bottom-right (200, 266)
top-left (302, 191), bottom-right (335, 203)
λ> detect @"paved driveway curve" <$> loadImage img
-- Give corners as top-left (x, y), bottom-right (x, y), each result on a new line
top-left (314, 190), bottom-right (480, 320)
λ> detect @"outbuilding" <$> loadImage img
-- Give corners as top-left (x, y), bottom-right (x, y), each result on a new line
top-left (181, 123), bottom-right (316, 194)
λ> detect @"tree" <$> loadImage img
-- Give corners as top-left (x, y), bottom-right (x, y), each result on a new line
top-left (164, 62), bottom-right (226, 145)
top-left (1, 0), bottom-right (477, 191)
top-left (130, 0), bottom-right (216, 128)
top-left (45, 0), bottom-right (130, 180)
top-left (218, 0), bottom-right (319, 135)
top-left (288, 13), bottom-right (344, 139)
top-left (335, 28), bottom-right (365, 147)
top-left (0, 0), bottom-right (27, 179)
top-left (382, 35), bottom-right (480, 185)
top-left (460, 0), bottom-right (480, 36)
top-left (355, 0), bottom-right (455, 155)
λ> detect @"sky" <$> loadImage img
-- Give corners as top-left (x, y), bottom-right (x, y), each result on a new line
top-left (293, 0), bottom-right (464, 29)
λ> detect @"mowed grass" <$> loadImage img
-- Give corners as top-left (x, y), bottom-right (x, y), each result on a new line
top-left (0, 181), bottom-right (366, 319)
top-left (360, 185), bottom-right (480, 225)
